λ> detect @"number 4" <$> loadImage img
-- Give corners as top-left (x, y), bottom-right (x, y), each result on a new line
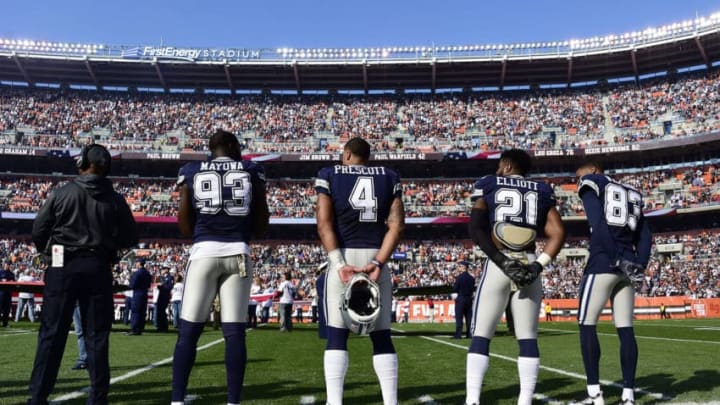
top-left (349, 176), bottom-right (378, 222)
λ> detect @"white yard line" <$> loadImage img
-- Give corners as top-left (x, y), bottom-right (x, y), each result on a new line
top-left (0, 331), bottom-right (32, 337)
top-left (417, 394), bottom-right (436, 404)
top-left (299, 395), bottom-right (316, 404)
top-left (539, 326), bottom-right (720, 345)
top-left (51, 337), bottom-right (225, 403)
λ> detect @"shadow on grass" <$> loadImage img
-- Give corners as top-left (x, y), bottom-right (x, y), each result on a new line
top-left (634, 369), bottom-right (720, 403)
top-left (0, 375), bottom-right (95, 404)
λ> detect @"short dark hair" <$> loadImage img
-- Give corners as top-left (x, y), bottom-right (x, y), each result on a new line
top-left (578, 159), bottom-right (604, 172)
top-left (208, 129), bottom-right (241, 159)
top-left (500, 149), bottom-right (532, 176)
top-left (344, 137), bottom-right (371, 162)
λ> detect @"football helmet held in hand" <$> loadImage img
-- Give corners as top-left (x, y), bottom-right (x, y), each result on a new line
top-left (340, 272), bottom-right (381, 335)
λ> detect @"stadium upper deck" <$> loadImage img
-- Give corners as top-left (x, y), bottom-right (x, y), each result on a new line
top-left (1, 13), bottom-right (720, 91)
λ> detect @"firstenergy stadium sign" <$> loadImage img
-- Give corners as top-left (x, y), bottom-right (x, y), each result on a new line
top-left (121, 46), bottom-right (262, 61)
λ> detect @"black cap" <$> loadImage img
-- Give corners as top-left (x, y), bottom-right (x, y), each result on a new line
top-left (87, 145), bottom-right (111, 168)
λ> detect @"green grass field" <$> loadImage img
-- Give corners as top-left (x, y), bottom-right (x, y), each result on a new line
top-left (1, 319), bottom-right (719, 404)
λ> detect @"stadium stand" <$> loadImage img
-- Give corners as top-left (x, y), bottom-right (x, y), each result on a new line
top-left (1, 70), bottom-right (720, 153)
top-left (3, 162), bottom-right (719, 218)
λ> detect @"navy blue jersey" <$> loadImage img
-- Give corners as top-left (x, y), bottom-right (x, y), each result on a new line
top-left (470, 175), bottom-right (556, 235)
top-left (315, 165), bottom-right (401, 249)
top-left (177, 157), bottom-right (265, 243)
top-left (578, 174), bottom-right (652, 274)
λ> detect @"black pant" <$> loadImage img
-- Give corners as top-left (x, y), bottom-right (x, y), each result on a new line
top-left (0, 293), bottom-right (11, 327)
top-left (28, 256), bottom-right (113, 405)
top-left (455, 296), bottom-right (472, 338)
top-left (130, 293), bottom-right (148, 334)
top-left (247, 304), bottom-right (257, 328)
top-left (155, 293), bottom-right (170, 332)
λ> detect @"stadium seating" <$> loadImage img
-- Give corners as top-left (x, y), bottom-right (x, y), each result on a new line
top-left (2, 164), bottom-right (719, 218)
top-left (1, 70), bottom-right (720, 153)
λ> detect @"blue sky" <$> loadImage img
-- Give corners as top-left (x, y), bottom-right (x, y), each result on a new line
top-left (2, 1), bottom-right (719, 48)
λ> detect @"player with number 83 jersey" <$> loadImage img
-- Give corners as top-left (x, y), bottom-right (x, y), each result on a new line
top-left (571, 161), bottom-right (652, 405)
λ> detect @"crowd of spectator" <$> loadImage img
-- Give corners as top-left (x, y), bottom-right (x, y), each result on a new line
top-left (2, 163), bottom-right (719, 218)
top-left (1, 70), bottom-right (720, 153)
top-left (2, 229), bottom-right (719, 301)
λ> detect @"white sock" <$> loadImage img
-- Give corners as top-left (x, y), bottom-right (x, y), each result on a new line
top-left (373, 353), bottom-right (398, 405)
top-left (324, 350), bottom-right (349, 405)
top-left (465, 353), bottom-right (489, 405)
top-left (587, 384), bottom-right (602, 398)
top-left (517, 357), bottom-right (540, 405)
top-left (622, 388), bottom-right (635, 402)
top-left (171, 402), bottom-right (183, 405)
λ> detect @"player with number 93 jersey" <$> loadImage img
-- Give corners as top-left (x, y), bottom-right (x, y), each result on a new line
top-left (171, 130), bottom-right (269, 405)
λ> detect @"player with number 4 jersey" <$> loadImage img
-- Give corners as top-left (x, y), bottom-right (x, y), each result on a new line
top-left (171, 130), bottom-right (269, 405)
top-left (315, 137), bottom-right (405, 405)
top-left (465, 149), bottom-right (565, 405)
top-left (572, 161), bottom-right (651, 405)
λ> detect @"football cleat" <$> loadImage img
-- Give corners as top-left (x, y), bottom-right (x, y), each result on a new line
top-left (618, 399), bottom-right (634, 405)
top-left (570, 392), bottom-right (604, 405)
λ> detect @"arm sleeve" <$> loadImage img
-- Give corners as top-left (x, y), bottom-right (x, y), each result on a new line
top-left (580, 189), bottom-right (618, 260)
top-left (469, 208), bottom-right (506, 266)
top-left (249, 162), bottom-right (267, 183)
top-left (635, 217), bottom-right (652, 267)
top-left (314, 168), bottom-right (331, 196)
top-left (469, 176), bottom-right (493, 202)
top-left (31, 192), bottom-right (56, 253)
top-left (176, 164), bottom-right (189, 187)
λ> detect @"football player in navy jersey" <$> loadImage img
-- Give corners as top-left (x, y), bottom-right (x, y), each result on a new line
top-left (465, 149), bottom-right (565, 405)
top-left (315, 137), bottom-right (405, 405)
top-left (572, 161), bottom-right (651, 405)
top-left (171, 130), bottom-right (269, 405)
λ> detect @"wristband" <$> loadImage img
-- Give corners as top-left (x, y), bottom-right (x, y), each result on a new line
top-left (535, 252), bottom-right (552, 268)
top-left (328, 249), bottom-right (346, 266)
top-left (371, 259), bottom-right (384, 268)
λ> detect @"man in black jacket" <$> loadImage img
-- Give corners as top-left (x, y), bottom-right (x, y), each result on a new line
top-left (28, 144), bottom-right (138, 405)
